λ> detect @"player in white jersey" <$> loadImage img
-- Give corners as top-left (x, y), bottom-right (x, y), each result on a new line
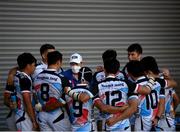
top-left (92, 49), bottom-right (125, 130)
top-left (121, 43), bottom-right (143, 130)
top-left (158, 68), bottom-right (179, 131)
top-left (65, 67), bottom-right (95, 131)
top-left (13, 53), bottom-right (39, 131)
top-left (140, 56), bottom-right (178, 131)
top-left (3, 44), bottom-right (58, 130)
top-left (33, 51), bottom-right (91, 131)
top-left (32, 43), bottom-right (62, 79)
top-left (122, 43), bottom-right (143, 82)
top-left (93, 49), bottom-right (124, 85)
top-left (93, 59), bottom-right (161, 131)
top-left (125, 60), bottom-right (165, 131)
top-left (4, 81), bottom-right (17, 130)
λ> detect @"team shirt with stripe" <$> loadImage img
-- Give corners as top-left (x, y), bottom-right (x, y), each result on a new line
top-left (65, 85), bottom-right (93, 131)
top-left (92, 76), bottom-right (138, 130)
top-left (13, 71), bottom-right (33, 116)
top-left (33, 69), bottom-right (69, 109)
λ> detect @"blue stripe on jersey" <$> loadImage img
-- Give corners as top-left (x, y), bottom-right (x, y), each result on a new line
top-left (120, 87), bottom-right (128, 93)
top-left (165, 101), bottom-right (171, 113)
top-left (159, 95), bottom-right (165, 99)
top-left (128, 95), bottom-right (138, 100)
top-left (52, 83), bottom-right (63, 91)
top-left (140, 100), bottom-right (151, 116)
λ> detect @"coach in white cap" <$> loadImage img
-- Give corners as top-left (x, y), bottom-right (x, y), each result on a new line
top-left (62, 53), bottom-right (83, 88)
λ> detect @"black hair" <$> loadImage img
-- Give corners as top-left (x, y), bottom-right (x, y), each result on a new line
top-left (17, 53), bottom-right (37, 70)
top-left (126, 60), bottom-right (144, 78)
top-left (47, 51), bottom-right (63, 65)
top-left (102, 49), bottom-right (117, 62)
top-left (78, 67), bottom-right (93, 83)
top-left (141, 56), bottom-right (160, 74)
top-left (127, 43), bottom-right (142, 54)
top-left (104, 59), bottom-right (120, 74)
top-left (40, 44), bottom-right (55, 56)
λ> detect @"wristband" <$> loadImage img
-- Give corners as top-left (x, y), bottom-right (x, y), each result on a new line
top-left (146, 77), bottom-right (155, 90)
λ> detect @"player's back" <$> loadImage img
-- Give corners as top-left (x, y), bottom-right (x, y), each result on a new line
top-left (97, 77), bottom-right (133, 130)
top-left (34, 69), bottom-right (64, 106)
top-left (65, 84), bottom-right (93, 131)
top-left (136, 76), bottom-right (165, 118)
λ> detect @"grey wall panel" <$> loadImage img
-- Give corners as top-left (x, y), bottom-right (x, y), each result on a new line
top-left (0, 0), bottom-right (180, 130)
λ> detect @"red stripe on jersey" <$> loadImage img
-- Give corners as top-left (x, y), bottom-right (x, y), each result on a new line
top-left (34, 84), bottom-right (41, 91)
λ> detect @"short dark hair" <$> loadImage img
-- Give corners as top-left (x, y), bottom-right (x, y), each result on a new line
top-left (127, 43), bottom-right (142, 54)
top-left (104, 59), bottom-right (120, 74)
top-left (126, 60), bottom-right (144, 78)
top-left (47, 51), bottom-right (63, 65)
top-left (17, 53), bottom-right (37, 70)
top-left (102, 49), bottom-right (117, 62)
top-left (141, 56), bottom-right (160, 74)
top-left (78, 67), bottom-right (93, 83)
top-left (40, 44), bottom-right (55, 56)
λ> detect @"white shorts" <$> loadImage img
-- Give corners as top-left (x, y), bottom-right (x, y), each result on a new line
top-left (15, 111), bottom-right (33, 131)
top-left (6, 110), bottom-right (17, 131)
top-left (158, 116), bottom-right (175, 131)
top-left (135, 116), bottom-right (152, 131)
top-left (38, 108), bottom-right (71, 131)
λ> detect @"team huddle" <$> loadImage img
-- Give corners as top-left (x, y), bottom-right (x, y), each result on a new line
top-left (3, 43), bottom-right (179, 131)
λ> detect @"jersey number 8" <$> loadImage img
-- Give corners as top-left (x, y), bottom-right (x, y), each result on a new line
top-left (41, 83), bottom-right (49, 102)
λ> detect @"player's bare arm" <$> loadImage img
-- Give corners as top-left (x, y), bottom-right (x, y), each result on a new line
top-left (173, 93), bottom-right (180, 110)
top-left (94, 99), bottom-right (128, 114)
top-left (7, 67), bottom-right (18, 85)
top-left (23, 92), bottom-right (39, 131)
top-left (106, 98), bottom-right (138, 126)
top-left (41, 97), bottom-right (65, 112)
top-left (152, 98), bottom-right (165, 126)
top-left (65, 86), bottom-right (91, 103)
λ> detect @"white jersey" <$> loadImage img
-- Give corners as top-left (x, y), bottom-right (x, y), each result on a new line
top-left (33, 69), bottom-right (71, 131)
top-left (158, 88), bottom-right (176, 131)
top-left (134, 76), bottom-right (166, 131)
top-left (32, 61), bottom-right (47, 79)
top-left (13, 71), bottom-right (34, 131)
top-left (14, 71), bottom-right (33, 115)
top-left (93, 76), bottom-right (138, 131)
top-left (65, 85), bottom-right (93, 131)
top-left (94, 71), bottom-right (124, 83)
top-left (32, 61), bottom-right (63, 79)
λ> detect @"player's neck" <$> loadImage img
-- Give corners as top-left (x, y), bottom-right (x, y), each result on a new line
top-left (48, 65), bottom-right (58, 71)
top-left (106, 73), bottom-right (116, 78)
top-left (20, 69), bottom-right (31, 76)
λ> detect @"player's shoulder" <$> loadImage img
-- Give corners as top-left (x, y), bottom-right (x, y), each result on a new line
top-left (16, 71), bottom-right (29, 80)
top-left (94, 71), bottom-right (105, 82)
top-left (155, 78), bottom-right (166, 88)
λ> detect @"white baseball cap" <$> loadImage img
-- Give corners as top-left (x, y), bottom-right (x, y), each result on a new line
top-left (70, 53), bottom-right (82, 64)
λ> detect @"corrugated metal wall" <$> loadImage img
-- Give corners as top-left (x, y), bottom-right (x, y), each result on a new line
top-left (0, 0), bottom-right (180, 130)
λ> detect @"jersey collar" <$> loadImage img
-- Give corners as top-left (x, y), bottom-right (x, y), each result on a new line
top-left (135, 76), bottom-right (147, 82)
top-left (106, 75), bottom-right (116, 78)
top-left (46, 68), bottom-right (57, 72)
